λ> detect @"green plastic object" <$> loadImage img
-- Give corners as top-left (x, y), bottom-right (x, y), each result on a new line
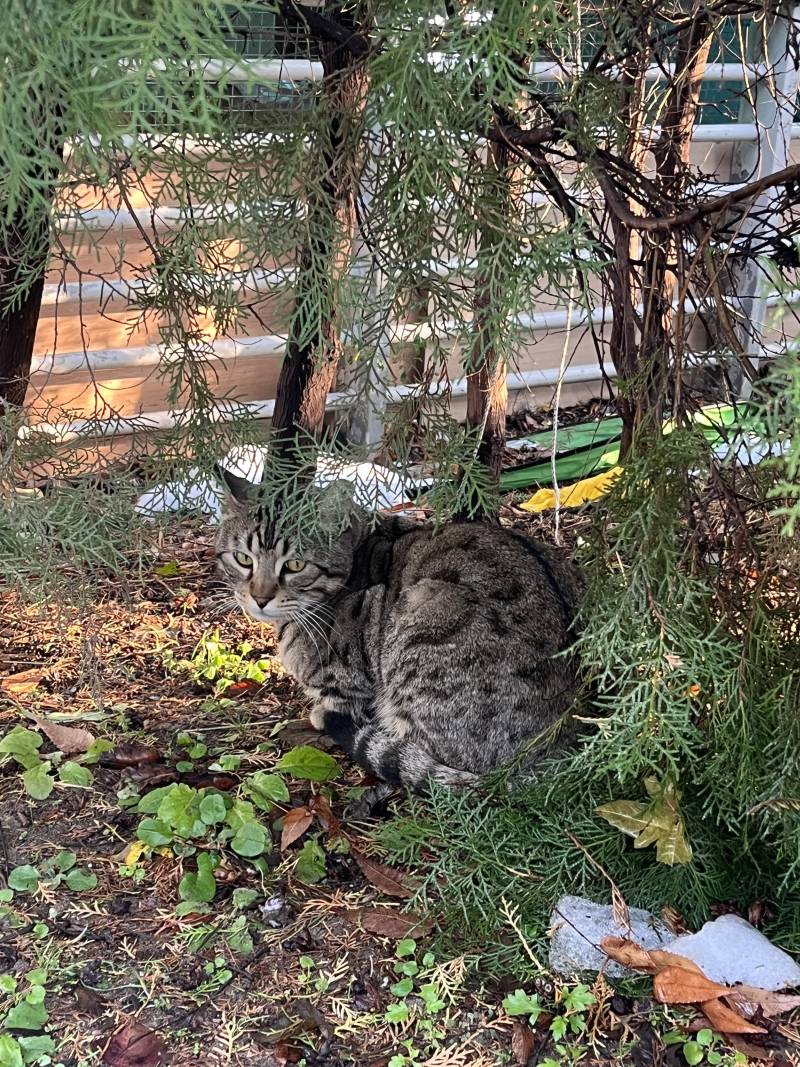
top-left (500, 404), bottom-right (758, 492)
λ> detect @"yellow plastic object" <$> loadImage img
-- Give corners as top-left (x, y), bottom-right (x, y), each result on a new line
top-left (520, 466), bottom-right (624, 512)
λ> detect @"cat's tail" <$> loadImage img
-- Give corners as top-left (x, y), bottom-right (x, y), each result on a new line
top-left (323, 712), bottom-right (477, 792)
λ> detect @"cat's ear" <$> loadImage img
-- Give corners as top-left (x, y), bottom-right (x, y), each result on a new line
top-left (214, 463), bottom-right (257, 510)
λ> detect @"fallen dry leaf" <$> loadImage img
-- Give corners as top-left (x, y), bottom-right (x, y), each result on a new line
top-left (102, 1020), bottom-right (165, 1066)
top-left (727, 1034), bottom-right (778, 1062)
top-left (352, 849), bottom-right (417, 898)
top-left (601, 937), bottom-right (707, 978)
top-left (353, 906), bottom-right (434, 939)
top-left (281, 806), bottom-right (314, 850)
top-left (602, 937), bottom-right (775, 1037)
top-left (33, 715), bottom-right (94, 755)
top-left (701, 997), bottom-right (768, 1035)
top-left (511, 1019), bottom-right (536, 1066)
top-left (726, 985), bottom-right (800, 1019)
top-left (224, 679), bottom-right (261, 698)
top-left (1, 668), bottom-right (44, 696)
top-left (311, 794), bottom-right (340, 836)
top-left (273, 1042), bottom-right (303, 1066)
top-left (653, 964), bottom-right (732, 1004)
top-left (601, 936), bottom-right (661, 973)
top-left (100, 742), bottom-right (163, 768)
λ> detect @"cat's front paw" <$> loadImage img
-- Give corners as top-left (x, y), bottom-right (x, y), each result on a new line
top-left (309, 705), bottom-right (327, 731)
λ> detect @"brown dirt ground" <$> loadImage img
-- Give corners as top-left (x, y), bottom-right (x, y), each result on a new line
top-left (0, 514), bottom-right (793, 1067)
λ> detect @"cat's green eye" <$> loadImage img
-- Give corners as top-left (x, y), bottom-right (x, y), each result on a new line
top-left (285, 559), bottom-right (306, 573)
top-left (233, 551), bottom-right (252, 568)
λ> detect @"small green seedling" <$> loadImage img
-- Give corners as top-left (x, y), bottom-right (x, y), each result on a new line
top-left (162, 630), bottom-right (280, 695)
top-left (0, 970), bottom-right (55, 1065)
top-left (664, 1027), bottom-right (748, 1066)
top-left (7, 850), bottom-right (97, 897)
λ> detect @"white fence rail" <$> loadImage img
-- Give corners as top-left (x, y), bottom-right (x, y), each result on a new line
top-left (36, 43), bottom-right (800, 443)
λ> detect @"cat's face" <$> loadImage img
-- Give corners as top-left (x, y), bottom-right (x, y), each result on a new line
top-left (215, 471), bottom-right (356, 624)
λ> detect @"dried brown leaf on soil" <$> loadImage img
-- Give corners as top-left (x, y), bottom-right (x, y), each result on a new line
top-left (101, 742), bottom-right (163, 768)
top-left (1, 668), bottom-right (44, 695)
top-left (727, 1035), bottom-right (783, 1061)
top-left (352, 849), bottom-right (417, 898)
top-left (602, 936), bottom-right (784, 1037)
top-left (311, 794), bottom-right (340, 836)
top-left (601, 937), bottom-right (707, 977)
top-left (653, 965), bottom-right (733, 1004)
top-left (33, 715), bottom-right (94, 755)
top-left (726, 986), bottom-right (800, 1019)
top-left (700, 997), bottom-right (768, 1035)
top-left (102, 1021), bottom-right (165, 1067)
top-left (511, 1019), bottom-right (536, 1065)
top-left (224, 679), bottom-right (261, 698)
top-left (281, 806), bottom-right (314, 850)
top-left (351, 906), bottom-right (434, 939)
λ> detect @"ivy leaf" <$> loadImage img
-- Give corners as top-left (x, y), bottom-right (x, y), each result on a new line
top-left (245, 771), bottom-right (289, 810)
top-left (22, 763), bottom-right (54, 801)
top-left (157, 784), bottom-right (205, 838)
top-left (503, 989), bottom-right (542, 1019)
top-left (0, 727), bottom-right (43, 770)
top-left (230, 819), bottom-right (267, 858)
top-left (276, 746), bottom-right (340, 783)
top-left (389, 977), bottom-right (414, 997)
top-left (49, 850), bottom-right (76, 874)
top-left (683, 1041), bottom-right (704, 1066)
top-left (58, 761), bottom-right (93, 787)
top-left (4, 995), bottom-right (48, 1031)
top-left (17, 1035), bottom-right (55, 1060)
top-left (65, 868), bottom-right (97, 892)
top-left (82, 738), bottom-right (115, 765)
top-left (179, 852), bottom-right (217, 903)
top-left (294, 839), bottom-right (327, 884)
top-left (226, 914), bottom-right (254, 955)
top-left (396, 938), bottom-right (417, 958)
top-left (136, 786), bottom-right (175, 814)
top-left (8, 866), bottom-right (39, 893)
top-left (199, 792), bottom-right (227, 825)
top-left (137, 818), bottom-right (173, 847)
top-left (0, 1035), bottom-right (23, 1067)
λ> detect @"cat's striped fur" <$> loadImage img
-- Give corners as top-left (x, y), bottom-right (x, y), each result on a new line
top-left (215, 473), bottom-right (584, 789)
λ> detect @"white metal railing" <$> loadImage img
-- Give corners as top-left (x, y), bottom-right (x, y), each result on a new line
top-left (35, 43), bottom-right (800, 443)
top-left (31, 290), bottom-right (800, 378)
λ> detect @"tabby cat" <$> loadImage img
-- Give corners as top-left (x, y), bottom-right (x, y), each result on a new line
top-left (215, 472), bottom-right (584, 789)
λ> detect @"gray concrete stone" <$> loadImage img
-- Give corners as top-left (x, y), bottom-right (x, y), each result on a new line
top-left (667, 914), bottom-right (800, 991)
top-left (548, 895), bottom-right (671, 977)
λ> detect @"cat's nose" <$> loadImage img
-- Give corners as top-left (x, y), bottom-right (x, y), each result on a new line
top-left (253, 596), bottom-right (271, 609)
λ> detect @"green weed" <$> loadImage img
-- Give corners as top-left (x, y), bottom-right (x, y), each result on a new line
top-left (161, 629), bottom-right (281, 695)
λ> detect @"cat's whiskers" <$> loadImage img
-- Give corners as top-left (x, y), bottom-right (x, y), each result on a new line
top-left (291, 611), bottom-right (323, 663)
top-left (296, 606), bottom-right (333, 658)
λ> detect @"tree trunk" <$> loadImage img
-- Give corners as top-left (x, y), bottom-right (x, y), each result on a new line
top-left (612, 13), bottom-right (712, 458)
top-left (270, 4), bottom-right (369, 457)
top-left (0, 138), bottom-right (63, 412)
top-left (465, 135), bottom-right (512, 493)
top-left (635, 13), bottom-right (712, 442)
top-left (0, 260), bottom-right (47, 410)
